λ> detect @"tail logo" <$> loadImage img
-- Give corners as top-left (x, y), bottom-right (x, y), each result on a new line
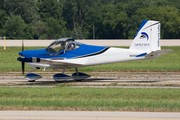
top-left (140, 32), bottom-right (149, 41)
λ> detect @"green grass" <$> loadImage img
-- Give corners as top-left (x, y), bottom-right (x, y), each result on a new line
top-left (0, 46), bottom-right (180, 72)
top-left (0, 87), bottom-right (180, 111)
top-left (0, 47), bottom-right (46, 72)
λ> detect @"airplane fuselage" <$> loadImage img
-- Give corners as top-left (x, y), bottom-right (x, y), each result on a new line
top-left (26, 47), bottom-right (147, 69)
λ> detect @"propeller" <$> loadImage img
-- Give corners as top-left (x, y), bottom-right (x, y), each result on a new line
top-left (22, 39), bottom-right (24, 51)
top-left (21, 40), bottom-right (25, 75)
top-left (22, 61), bottom-right (25, 75)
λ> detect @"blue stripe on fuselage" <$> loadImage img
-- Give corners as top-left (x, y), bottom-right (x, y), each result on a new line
top-left (136, 53), bottom-right (147, 57)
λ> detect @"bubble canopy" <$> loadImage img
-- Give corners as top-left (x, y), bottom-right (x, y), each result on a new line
top-left (46, 38), bottom-right (82, 53)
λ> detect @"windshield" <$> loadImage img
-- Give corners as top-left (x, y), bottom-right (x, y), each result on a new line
top-left (46, 41), bottom-right (66, 53)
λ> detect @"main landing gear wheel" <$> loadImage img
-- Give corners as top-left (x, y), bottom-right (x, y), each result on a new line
top-left (28, 80), bottom-right (35, 82)
top-left (53, 68), bottom-right (71, 83)
top-left (72, 68), bottom-right (91, 81)
top-left (53, 73), bottom-right (71, 83)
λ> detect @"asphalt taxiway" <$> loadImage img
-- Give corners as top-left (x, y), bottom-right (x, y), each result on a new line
top-left (0, 111), bottom-right (180, 120)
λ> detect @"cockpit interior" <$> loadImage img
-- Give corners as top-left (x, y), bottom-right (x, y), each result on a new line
top-left (46, 38), bottom-right (82, 54)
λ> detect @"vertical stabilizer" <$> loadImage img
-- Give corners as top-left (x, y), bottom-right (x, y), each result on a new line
top-left (129, 20), bottom-right (161, 52)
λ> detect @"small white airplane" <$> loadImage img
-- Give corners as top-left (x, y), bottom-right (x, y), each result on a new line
top-left (17, 20), bottom-right (173, 82)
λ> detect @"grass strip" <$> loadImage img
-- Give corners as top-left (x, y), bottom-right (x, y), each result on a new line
top-left (0, 87), bottom-right (180, 111)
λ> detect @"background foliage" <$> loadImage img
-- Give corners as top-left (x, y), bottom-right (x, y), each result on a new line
top-left (0, 0), bottom-right (180, 39)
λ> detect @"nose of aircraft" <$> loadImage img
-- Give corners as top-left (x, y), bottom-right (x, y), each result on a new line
top-left (18, 51), bottom-right (24, 56)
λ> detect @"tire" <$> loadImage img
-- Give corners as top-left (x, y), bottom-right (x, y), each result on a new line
top-left (56, 81), bottom-right (64, 83)
top-left (75, 79), bottom-right (82, 81)
top-left (28, 80), bottom-right (35, 82)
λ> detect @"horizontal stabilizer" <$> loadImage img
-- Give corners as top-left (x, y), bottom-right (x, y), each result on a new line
top-left (145, 49), bottom-right (173, 59)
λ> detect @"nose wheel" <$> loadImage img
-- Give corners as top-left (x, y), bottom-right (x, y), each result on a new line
top-left (25, 68), bottom-right (42, 82)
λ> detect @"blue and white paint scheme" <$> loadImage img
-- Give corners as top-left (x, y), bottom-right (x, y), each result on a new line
top-left (17, 20), bottom-right (173, 82)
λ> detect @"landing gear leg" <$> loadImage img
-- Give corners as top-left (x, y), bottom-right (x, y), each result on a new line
top-left (75, 67), bottom-right (79, 76)
top-left (29, 68), bottom-right (37, 73)
top-left (62, 68), bottom-right (66, 74)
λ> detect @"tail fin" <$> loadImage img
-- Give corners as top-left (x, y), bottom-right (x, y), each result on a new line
top-left (129, 20), bottom-right (161, 52)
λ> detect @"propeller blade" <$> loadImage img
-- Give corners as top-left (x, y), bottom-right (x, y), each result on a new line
top-left (21, 40), bottom-right (25, 75)
top-left (22, 62), bottom-right (25, 75)
top-left (22, 40), bottom-right (24, 51)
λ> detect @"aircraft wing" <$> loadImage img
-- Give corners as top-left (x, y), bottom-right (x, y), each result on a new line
top-left (32, 57), bottom-right (83, 66)
top-left (145, 49), bottom-right (173, 59)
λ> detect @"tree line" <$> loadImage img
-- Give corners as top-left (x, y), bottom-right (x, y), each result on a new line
top-left (0, 0), bottom-right (180, 39)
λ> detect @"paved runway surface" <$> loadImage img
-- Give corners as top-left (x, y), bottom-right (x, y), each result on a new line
top-left (0, 111), bottom-right (180, 120)
top-left (0, 72), bottom-right (180, 87)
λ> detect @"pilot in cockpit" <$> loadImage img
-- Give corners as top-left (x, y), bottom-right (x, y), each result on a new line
top-left (67, 43), bottom-right (75, 51)
top-left (59, 41), bottom-right (66, 52)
